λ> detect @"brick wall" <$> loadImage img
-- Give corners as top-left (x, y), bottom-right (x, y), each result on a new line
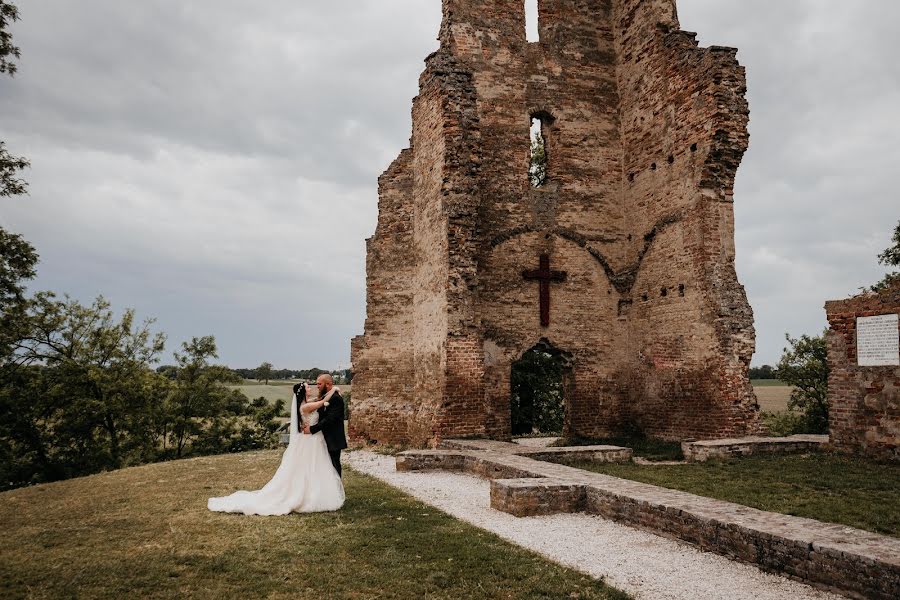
top-left (825, 283), bottom-right (900, 461)
top-left (351, 0), bottom-right (759, 446)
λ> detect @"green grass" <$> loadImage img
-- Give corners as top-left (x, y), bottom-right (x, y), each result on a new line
top-left (0, 450), bottom-right (628, 599)
top-left (556, 436), bottom-right (684, 462)
top-left (565, 453), bottom-right (900, 537)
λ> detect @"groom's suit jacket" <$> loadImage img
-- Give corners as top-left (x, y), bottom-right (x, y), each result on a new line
top-left (309, 391), bottom-right (348, 451)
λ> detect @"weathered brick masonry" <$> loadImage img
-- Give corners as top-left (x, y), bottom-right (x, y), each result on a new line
top-left (825, 283), bottom-right (900, 461)
top-left (351, 0), bottom-right (759, 446)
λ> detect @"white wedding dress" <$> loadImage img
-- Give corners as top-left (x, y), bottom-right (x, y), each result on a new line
top-left (207, 393), bottom-right (345, 515)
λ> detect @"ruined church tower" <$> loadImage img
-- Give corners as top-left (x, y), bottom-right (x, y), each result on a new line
top-left (351, 0), bottom-right (759, 446)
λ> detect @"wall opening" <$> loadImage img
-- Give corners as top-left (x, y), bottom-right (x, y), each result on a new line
top-left (525, 0), bottom-right (539, 43)
top-left (529, 116), bottom-right (547, 187)
top-left (510, 339), bottom-right (571, 436)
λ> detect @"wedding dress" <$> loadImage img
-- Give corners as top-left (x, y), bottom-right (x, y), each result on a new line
top-left (207, 393), bottom-right (345, 515)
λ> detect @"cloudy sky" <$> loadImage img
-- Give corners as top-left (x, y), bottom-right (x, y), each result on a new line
top-left (1, 1), bottom-right (897, 370)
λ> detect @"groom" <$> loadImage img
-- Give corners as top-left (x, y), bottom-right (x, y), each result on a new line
top-left (303, 374), bottom-right (348, 477)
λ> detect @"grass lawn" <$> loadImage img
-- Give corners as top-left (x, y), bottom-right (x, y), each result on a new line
top-left (564, 453), bottom-right (900, 537)
top-left (0, 451), bottom-right (627, 600)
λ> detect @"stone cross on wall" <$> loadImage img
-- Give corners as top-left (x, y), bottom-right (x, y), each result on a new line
top-left (522, 254), bottom-right (567, 327)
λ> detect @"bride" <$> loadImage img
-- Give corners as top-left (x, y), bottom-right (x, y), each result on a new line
top-left (208, 382), bottom-right (345, 515)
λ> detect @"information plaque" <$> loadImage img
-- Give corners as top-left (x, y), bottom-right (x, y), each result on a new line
top-left (857, 314), bottom-right (900, 367)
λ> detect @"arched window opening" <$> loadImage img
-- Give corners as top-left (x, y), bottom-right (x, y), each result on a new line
top-left (525, 0), bottom-right (539, 43)
top-left (529, 116), bottom-right (547, 188)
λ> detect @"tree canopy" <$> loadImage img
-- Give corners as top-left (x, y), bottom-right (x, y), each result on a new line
top-left (872, 220), bottom-right (900, 292)
top-left (0, 2), bottom-right (29, 198)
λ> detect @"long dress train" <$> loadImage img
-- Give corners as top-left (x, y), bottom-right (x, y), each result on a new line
top-left (207, 393), bottom-right (345, 515)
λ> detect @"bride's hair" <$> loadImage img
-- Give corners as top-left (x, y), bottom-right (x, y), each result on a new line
top-left (293, 382), bottom-right (307, 403)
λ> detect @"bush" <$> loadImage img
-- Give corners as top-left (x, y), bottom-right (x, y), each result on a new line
top-left (761, 410), bottom-right (807, 437)
top-left (776, 332), bottom-right (829, 434)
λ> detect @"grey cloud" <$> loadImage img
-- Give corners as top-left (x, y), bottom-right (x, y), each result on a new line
top-left (2, 1), bottom-right (898, 368)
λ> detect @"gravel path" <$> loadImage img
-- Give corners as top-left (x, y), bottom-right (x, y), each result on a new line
top-left (346, 451), bottom-right (840, 600)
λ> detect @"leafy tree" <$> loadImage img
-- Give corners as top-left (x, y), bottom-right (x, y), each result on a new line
top-left (748, 364), bottom-right (776, 380)
top-left (775, 332), bottom-right (829, 434)
top-left (511, 347), bottom-right (565, 435)
top-left (228, 396), bottom-right (286, 452)
top-left (0, 2), bottom-right (33, 361)
top-left (0, 1), bottom-right (21, 76)
top-left (0, 228), bottom-right (37, 308)
top-left (0, 141), bottom-right (28, 198)
top-left (0, 229), bottom-right (38, 361)
top-left (155, 364), bottom-right (178, 380)
top-left (0, 295), bottom-right (168, 486)
top-left (529, 130), bottom-right (547, 188)
top-left (872, 220), bottom-right (900, 292)
top-left (1, 2), bottom-right (29, 198)
top-left (256, 361), bottom-right (274, 385)
top-left (166, 336), bottom-right (243, 458)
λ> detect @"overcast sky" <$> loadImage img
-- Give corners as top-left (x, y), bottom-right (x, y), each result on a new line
top-left (1, 1), bottom-right (897, 370)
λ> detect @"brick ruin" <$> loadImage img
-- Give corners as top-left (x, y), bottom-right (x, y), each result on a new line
top-left (825, 284), bottom-right (900, 461)
top-left (351, 0), bottom-right (759, 446)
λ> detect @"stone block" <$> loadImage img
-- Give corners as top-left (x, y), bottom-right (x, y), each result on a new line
top-left (490, 478), bottom-right (587, 517)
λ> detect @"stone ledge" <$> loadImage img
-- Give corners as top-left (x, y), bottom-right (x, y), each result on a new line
top-left (397, 446), bottom-right (900, 600)
top-left (490, 478), bottom-right (587, 517)
top-left (682, 435), bottom-right (829, 462)
top-left (440, 438), bottom-right (633, 463)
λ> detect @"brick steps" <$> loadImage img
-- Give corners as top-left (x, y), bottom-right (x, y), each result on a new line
top-left (397, 443), bottom-right (900, 600)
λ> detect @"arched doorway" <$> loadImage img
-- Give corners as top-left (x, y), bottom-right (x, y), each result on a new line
top-left (510, 339), bottom-right (573, 436)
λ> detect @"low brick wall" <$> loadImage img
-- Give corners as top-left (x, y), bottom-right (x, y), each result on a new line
top-left (682, 435), bottom-right (828, 462)
top-left (398, 446), bottom-right (900, 600)
top-left (490, 478), bottom-right (586, 517)
top-left (581, 485), bottom-right (898, 600)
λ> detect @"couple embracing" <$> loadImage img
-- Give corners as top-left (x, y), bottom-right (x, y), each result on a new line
top-left (207, 374), bottom-right (347, 515)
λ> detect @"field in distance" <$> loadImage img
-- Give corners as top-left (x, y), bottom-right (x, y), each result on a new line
top-left (232, 380), bottom-right (352, 405)
top-left (233, 380), bottom-right (789, 412)
top-left (751, 380), bottom-right (792, 413)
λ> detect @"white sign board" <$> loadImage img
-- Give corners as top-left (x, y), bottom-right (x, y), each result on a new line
top-left (857, 314), bottom-right (900, 367)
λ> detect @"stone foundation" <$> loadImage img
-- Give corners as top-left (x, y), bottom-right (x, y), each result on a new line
top-left (398, 440), bottom-right (900, 599)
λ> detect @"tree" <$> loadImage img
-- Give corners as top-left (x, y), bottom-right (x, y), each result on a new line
top-left (872, 220), bottom-right (900, 292)
top-left (510, 347), bottom-right (565, 435)
top-left (529, 131), bottom-right (547, 188)
top-left (775, 332), bottom-right (829, 434)
top-left (166, 336), bottom-right (243, 458)
top-left (1, 2), bottom-right (29, 198)
top-left (748, 364), bottom-right (776, 380)
top-left (0, 228), bottom-right (37, 308)
top-left (256, 361), bottom-right (274, 385)
top-left (0, 2), bottom-right (34, 362)
top-left (0, 295), bottom-right (168, 486)
top-left (0, 229), bottom-right (38, 361)
top-left (0, 1), bottom-right (21, 76)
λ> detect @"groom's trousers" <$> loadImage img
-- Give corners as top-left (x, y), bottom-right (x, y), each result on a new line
top-left (329, 449), bottom-right (342, 478)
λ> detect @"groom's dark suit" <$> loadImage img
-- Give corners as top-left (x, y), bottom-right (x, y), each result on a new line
top-left (309, 390), bottom-right (348, 477)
